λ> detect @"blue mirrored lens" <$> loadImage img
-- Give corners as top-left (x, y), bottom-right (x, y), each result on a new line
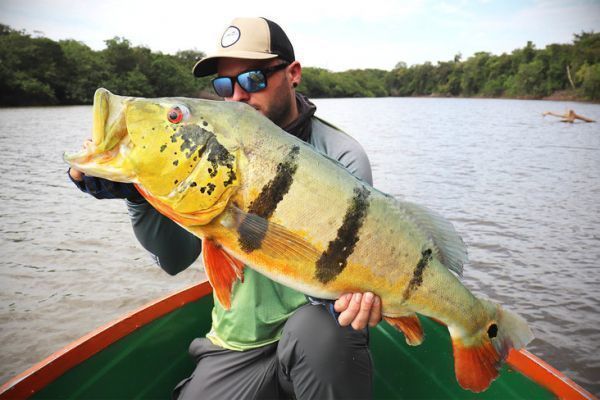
top-left (212, 77), bottom-right (233, 97)
top-left (238, 71), bottom-right (267, 93)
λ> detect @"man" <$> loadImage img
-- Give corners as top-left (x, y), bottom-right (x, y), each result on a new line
top-left (69, 17), bottom-right (381, 399)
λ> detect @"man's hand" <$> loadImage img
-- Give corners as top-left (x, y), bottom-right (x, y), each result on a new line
top-left (67, 167), bottom-right (145, 203)
top-left (334, 292), bottom-right (382, 330)
top-left (69, 167), bottom-right (84, 182)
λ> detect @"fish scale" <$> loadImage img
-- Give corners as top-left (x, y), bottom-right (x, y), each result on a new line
top-left (64, 88), bottom-right (534, 393)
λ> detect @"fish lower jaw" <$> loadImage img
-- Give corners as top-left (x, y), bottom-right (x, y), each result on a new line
top-left (66, 152), bottom-right (136, 184)
top-left (65, 136), bottom-right (136, 183)
top-left (70, 160), bottom-right (136, 183)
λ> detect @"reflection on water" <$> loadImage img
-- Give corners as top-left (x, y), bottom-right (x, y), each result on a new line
top-left (1, 98), bottom-right (599, 394)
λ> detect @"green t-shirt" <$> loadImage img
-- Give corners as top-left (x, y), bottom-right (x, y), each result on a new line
top-left (206, 117), bottom-right (373, 351)
top-left (207, 268), bottom-right (308, 350)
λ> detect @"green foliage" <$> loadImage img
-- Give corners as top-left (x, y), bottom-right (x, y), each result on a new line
top-left (300, 31), bottom-right (598, 101)
top-left (298, 68), bottom-right (388, 97)
top-left (577, 63), bottom-right (600, 99)
top-left (1, 24), bottom-right (599, 105)
top-left (383, 32), bottom-right (600, 101)
top-left (0, 24), bottom-right (67, 105)
top-left (0, 25), bottom-right (209, 106)
top-left (59, 39), bottom-right (108, 103)
top-left (513, 59), bottom-right (547, 97)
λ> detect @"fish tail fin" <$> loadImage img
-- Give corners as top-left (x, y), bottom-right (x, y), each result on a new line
top-left (451, 300), bottom-right (534, 392)
top-left (383, 314), bottom-right (424, 346)
top-left (452, 335), bottom-right (501, 392)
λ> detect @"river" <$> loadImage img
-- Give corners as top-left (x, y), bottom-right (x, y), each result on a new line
top-left (0, 97), bottom-right (598, 395)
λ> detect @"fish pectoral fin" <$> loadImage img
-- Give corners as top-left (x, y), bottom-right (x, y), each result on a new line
top-left (202, 239), bottom-right (244, 310)
top-left (383, 314), bottom-right (424, 346)
top-left (224, 205), bottom-right (321, 264)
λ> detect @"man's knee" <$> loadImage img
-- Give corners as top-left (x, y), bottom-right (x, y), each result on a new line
top-left (278, 304), bottom-right (372, 398)
top-left (279, 304), bottom-right (370, 374)
top-left (282, 304), bottom-right (346, 359)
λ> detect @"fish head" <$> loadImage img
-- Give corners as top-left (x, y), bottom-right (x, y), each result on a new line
top-left (65, 88), bottom-right (241, 224)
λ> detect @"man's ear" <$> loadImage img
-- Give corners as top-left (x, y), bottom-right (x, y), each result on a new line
top-left (288, 61), bottom-right (302, 88)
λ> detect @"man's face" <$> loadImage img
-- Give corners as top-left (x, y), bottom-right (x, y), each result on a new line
top-left (216, 58), bottom-right (294, 127)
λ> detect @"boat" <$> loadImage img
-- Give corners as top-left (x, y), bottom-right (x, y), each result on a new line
top-left (0, 280), bottom-right (595, 399)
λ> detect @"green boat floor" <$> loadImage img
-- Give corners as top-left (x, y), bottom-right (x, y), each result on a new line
top-left (33, 296), bottom-right (554, 399)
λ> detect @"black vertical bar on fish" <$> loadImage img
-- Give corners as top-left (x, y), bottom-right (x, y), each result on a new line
top-left (402, 249), bottom-right (433, 301)
top-left (238, 145), bottom-right (300, 253)
top-left (315, 186), bottom-right (371, 284)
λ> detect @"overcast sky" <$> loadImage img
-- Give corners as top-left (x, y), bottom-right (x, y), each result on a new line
top-left (1, 0), bottom-right (599, 71)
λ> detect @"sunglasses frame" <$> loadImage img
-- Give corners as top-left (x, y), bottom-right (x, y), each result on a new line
top-left (211, 62), bottom-right (290, 97)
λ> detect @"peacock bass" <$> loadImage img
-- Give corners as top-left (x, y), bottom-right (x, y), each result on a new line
top-left (64, 88), bottom-right (533, 393)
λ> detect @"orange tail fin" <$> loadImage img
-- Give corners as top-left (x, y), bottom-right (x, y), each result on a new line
top-left (451, 300), bottom-right (534, 392)
top-left (383, 314), bottom-right (424, 346)
top-left (202, 239), bottom-right (244, 310)
top-left (452, 337), bottom-right (501, 392)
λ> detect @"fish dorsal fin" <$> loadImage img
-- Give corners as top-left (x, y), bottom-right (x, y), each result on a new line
top-left (402, 201), bottom-right (467, 276)
top-left (223, 205), bottom-right (322, 265)
top-left (202, 239), bottom-right (244, 310)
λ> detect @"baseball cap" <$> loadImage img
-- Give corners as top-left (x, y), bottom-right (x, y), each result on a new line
top-left (192, 17), bottom-right (295, 77)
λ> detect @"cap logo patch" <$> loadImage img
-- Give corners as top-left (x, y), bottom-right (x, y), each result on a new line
top-left (221, 26), bottom-right (240, 48)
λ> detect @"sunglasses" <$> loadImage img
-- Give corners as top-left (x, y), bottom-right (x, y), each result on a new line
top-left (211, 63), bottom-right (289, 98)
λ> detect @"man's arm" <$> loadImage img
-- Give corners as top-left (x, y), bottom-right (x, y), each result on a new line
top-left (69, 168), bottom-right (201, 275)
top-left (127, 201), bottom-right (201, 275)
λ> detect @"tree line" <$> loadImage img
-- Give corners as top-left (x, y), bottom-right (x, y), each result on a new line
top-left (0, 24), bottom-right (212, 106)
top-left (1, 23), bottom-right (599, 106)
top-left (383, 33), bottom-right (600, 101)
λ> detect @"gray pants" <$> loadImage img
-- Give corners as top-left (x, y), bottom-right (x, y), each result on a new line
top-left (173, 303), bottom-right (373, 400)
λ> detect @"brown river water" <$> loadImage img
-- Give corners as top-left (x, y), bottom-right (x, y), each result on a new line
top-left (0, 98), bottom-right (599, 395)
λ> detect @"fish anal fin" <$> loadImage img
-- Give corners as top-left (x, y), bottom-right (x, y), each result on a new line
top-left (452, 337), bottom-right (501, 393)
top-left (202, 239), bottom-right (244, 310)
top-left (384, 314), bottom-right (424, 346)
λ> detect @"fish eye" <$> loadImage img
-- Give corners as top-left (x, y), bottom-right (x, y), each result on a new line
top-left (167, 105), bottom-right (189, 124)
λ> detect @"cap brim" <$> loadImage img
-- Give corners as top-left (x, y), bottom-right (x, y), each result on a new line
top-left (192, 51), bottom-right (278, 77)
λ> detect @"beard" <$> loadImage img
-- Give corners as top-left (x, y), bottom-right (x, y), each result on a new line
top-left (262, 79), bottom-right (294, 128)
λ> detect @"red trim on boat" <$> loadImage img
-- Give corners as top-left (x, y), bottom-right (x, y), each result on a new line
top-left (0, 281), bottom-right (213, 400)
top-left (507, 349), bottom-right (596, 400)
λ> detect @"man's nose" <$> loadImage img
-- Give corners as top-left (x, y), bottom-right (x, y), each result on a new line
top-left (227, 81), bottom-right (250, 102)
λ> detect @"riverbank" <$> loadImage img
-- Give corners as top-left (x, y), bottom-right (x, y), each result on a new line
top-left (541, 89), bottom-right (597, 102)
top-left (418, 89), bottom-right (598, 104)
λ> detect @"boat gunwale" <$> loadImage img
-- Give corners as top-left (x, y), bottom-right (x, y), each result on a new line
top-left (0, 281), bottom-right (212, 399)
top-left (0, 280), bottom-right (594, 400)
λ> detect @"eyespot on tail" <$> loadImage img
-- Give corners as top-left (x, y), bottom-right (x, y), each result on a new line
top-left (489, 301), bottom-right (534, 359)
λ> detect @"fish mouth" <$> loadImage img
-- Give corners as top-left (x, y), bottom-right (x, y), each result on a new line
top-left (63, 88), bottom-right (136, 183)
